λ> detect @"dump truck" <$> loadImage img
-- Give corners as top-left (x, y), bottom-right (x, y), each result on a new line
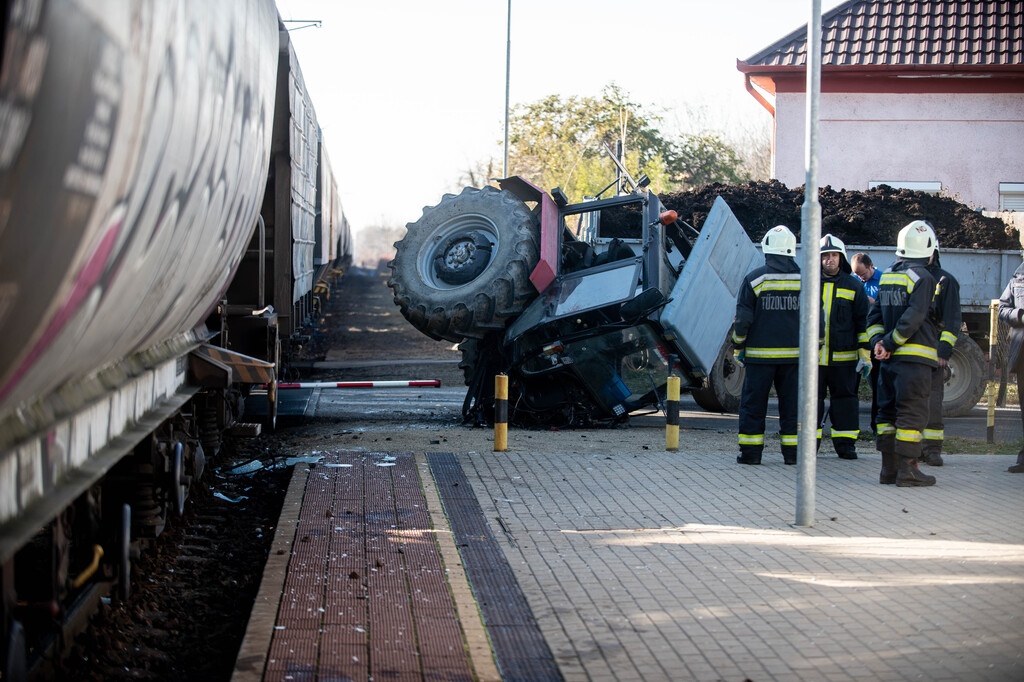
top-left (387, 168), bottom-right (760, 426)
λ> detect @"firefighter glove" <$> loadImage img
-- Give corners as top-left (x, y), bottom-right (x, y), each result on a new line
top-left (856, 348), bottom-right (871, 378)
top-left (732, 348), bottom-right (745, 368)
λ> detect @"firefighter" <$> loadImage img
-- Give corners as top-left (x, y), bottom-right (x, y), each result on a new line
top-left (732, 225), bottom-right (801, 465)
top-left (866, 220), bottom-right (940, 486)
top-left (817, 234), bottom-right (870, 459)
top-left (920, 243), bottom-right (962, 467)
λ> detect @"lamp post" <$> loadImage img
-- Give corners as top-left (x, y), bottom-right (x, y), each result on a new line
top-left (796, 0), bottom-right (823, 527)
top-left (503, 0), bottom-right (511, 178)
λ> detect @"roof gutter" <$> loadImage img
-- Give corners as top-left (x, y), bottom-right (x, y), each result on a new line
top-left (744, 73), bottom-right (775, 117)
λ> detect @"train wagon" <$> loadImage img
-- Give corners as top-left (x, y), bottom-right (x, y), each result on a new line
top-left (212, 32), bottom-right (353, 428)
top-left (0, 2), bottom-right (349, 676)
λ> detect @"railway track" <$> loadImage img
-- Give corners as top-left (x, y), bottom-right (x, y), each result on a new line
top-left (50, 441), bottom-right (290, 681)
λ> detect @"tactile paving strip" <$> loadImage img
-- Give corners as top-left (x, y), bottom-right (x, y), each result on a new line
top-left (427, 452), bottom-right (561, 681)
top-left (263, 451), bottom-right (474, 682)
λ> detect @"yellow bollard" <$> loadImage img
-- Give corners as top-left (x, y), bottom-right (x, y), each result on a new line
top-left (988, 300), bottom-right (999, 443)
top-left (494, 374), bottom-right (508, 452)
top-left (666, 376), bottom-right (680, 451)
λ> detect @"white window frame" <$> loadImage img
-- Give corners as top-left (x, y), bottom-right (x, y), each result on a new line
top-left (999, 183), bottom-right (1024, 211)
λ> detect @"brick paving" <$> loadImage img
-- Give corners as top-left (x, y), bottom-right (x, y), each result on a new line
top-left (236, 451), bottom-right (479, 682)
top-left (236, 440), bottom-right (1024, 681)
top-left (458, 449), bottom-right (1024, 681)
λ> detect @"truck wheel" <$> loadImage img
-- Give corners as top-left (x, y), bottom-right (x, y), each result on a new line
top-left (942, 333), bottom-right (987, 417)
top-left (691, 338), bottom-right (743, 413)
top-left (388, 186), bottom-right (540, 342)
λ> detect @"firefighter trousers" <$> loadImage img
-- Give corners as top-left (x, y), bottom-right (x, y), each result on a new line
top-left (817, 363), bottom-right (860, 456)
top-left (875, 360), bottom-right (932, 460)
top-left (922, 364), bottom-right (945, 457)
top-left (738, 363), bottom-right (799, 462)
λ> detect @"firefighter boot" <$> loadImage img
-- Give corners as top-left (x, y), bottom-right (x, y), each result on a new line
top-left (879, 451), bottom-right (897, 485)
top-left (896, 458), bottom-right (936, 487)
top-left (835, 442), bottom-right (858, 460)
top-left (920, 448), bottom-right (944, 467)
top-left (1008, 449), bottom-right (1024, 473)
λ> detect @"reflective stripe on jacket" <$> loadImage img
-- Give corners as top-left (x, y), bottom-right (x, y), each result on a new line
top-left (866, 258), bottom-right (938, 367)
top-left (733, 254), bottom-right (801, 365)
top-left (820, 272), bottom-right (869, 365)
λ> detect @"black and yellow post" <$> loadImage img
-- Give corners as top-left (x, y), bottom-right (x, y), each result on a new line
top-left (666, 376), bottom-right (680, 451)
top-left (988, 299), bottom-right (999, 443)
top-left (495, 374), bottom-right (508, 451)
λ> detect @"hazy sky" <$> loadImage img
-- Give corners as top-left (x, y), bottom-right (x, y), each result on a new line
top-left (273, 0), bottom-right (847, 252)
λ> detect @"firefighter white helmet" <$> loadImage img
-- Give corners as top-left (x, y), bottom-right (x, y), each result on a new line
top-left (820, 233), bottom-right (848, 261)
top-left (896, 220), bottom-right (938, 259)
top-left (762, 225), bottom-right (796, 256)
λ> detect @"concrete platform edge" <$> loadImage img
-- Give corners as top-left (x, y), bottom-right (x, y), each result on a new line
top-left (231, 463), bottom-right (309, 682)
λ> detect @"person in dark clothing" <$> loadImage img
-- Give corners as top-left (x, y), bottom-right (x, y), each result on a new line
top-left (920, 246), bottom-right (962, 467)
top-left (852, 252), bottom-right (883, 433)
top-left (817, 235), bottom-right (870, 459)
top-left (867, 220), bottom-right (940, 487)
top-left (998, 260), bottom-right (1024, 473)
top-left (732, 225), bottom-right (801, 465)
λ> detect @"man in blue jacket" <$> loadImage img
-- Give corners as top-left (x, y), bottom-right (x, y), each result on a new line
top-left (732, 225), bottom-right (801, 465)
top-left (998, 260), bottom-right (1024, 473)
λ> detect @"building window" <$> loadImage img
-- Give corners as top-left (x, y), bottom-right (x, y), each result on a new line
top-left (868, 181), bottom-right (942, 194)
top-left (999, 183), bottom-right (1024, 211)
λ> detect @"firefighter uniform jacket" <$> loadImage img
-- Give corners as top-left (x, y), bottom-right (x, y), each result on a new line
top-left (866, 258), bottom-right (939, 367)
top-left (820, 272), bottom-right (870, 365)
top-left (928, 258), bottom-right (962, 361)
top-left (732, 254), bottom-right (801, 364)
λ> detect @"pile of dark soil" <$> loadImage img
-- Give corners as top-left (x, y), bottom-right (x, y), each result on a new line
top-left (660, 180), bottom-right (1019, 250)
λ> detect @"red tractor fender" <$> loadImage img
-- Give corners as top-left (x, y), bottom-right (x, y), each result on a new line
top-left (497, 176), bottom-right (558, 294)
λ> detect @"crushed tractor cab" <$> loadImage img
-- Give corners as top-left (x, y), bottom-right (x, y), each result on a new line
top-left (388, 171), bottom-right (761, 427)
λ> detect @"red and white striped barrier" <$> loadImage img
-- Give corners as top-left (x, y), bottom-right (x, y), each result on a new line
top-left (272, 379), bottom-right (441, 389)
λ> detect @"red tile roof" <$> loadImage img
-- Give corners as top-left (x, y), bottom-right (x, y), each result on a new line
top-left (743, 0), bottom-right (1023, 68)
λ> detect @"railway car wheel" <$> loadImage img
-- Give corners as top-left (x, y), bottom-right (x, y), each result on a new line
top-left (388, 185), bottom-right (540, 342)
top-left (942, 333), bottom-right (987, 417)
top-left (691, 337), bottom-right (743, 413)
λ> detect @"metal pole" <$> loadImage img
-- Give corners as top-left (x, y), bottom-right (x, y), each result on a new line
top-left (503, 0), bottom-right (511, 178)
top-left (796, 0), bottom-right (823, 527)
top-left (988, 299), bottom-right (999, 443)
top-left (616, 140), bottom-right (624, 195)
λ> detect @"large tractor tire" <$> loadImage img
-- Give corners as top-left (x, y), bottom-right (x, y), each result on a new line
top-left (691, 337), bottom-right (744, 413)
top-left (942, 333), bottom-right (987, 417)
top-left (388, 186), bottom-right (541, 342)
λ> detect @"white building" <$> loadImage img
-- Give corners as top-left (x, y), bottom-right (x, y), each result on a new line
top-left (737, 0), bottom-right (1024, 212)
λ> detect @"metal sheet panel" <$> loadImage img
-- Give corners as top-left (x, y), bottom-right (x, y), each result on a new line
top-left (288, 42), bottom-right (317, 303)
top-left (823, 245), bottom-right (1020, 313)
top-left (661, 197), bottom-right (762, 376)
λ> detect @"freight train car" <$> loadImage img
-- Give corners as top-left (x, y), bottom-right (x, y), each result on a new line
top-left (211, 33), bottom-right (353, 429)
top-left (0, 2), bottom-right (350, 676)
